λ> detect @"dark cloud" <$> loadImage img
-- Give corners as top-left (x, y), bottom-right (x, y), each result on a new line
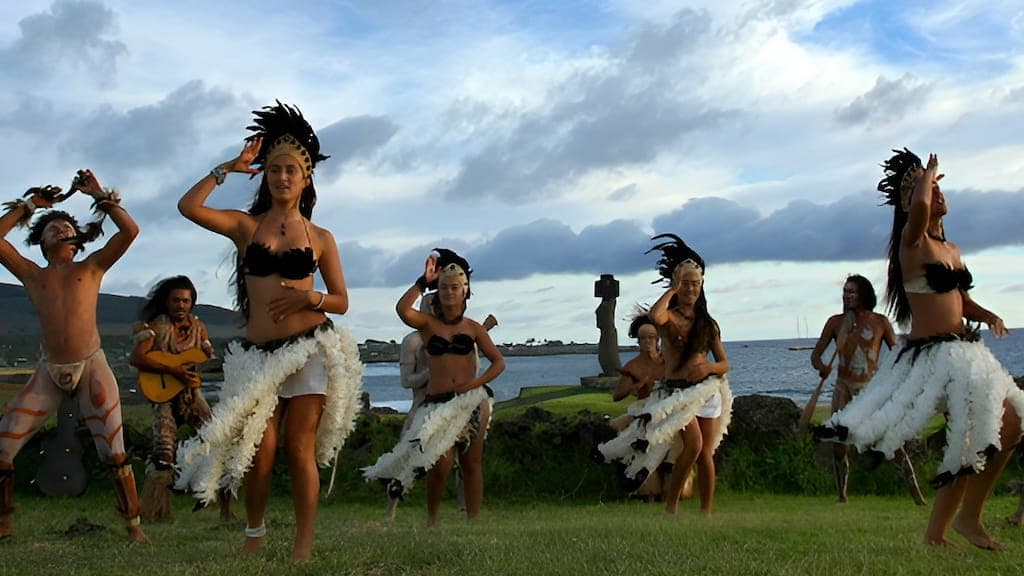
top-left (0, 94), bottom-right (60, 133)
top-left (315, 115), bottom-right (399, 180)
top-left (58, 80), bottom-right (241, 173)
top-left (609, 183), bottom-right (638, 202)
top-left (341, 188), bottom-right (1024, 287)
top-left (946, 190), bottom-right (1024, 254)
top-left (834, 74), bottom-right (929, 127)
top-left (342, 219), bottom-right (650, 288)
top-left (625, 9), bottom-right (712, 68)
top-left (658, 189), bottom-right (1024, 265)
top-left (437, 9), bottom-right (733, 203)
top-left (3, 0), bottom-right (127, 87)
top-left (1005, 85), bottom-right (1024, 105)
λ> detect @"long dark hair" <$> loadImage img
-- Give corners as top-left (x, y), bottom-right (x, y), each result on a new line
top-left (845, 274), bottom-right (877, 311)
top-left (878, 148), bottom-right (922, 327)
top-left (667, 290), bottom-right (720, 371)
top-left (233, 176), bottom-right (317, 321)
top-left (645, 233), bottom-right (719, 371)
top-left (140, 275), bottom-right (197, 322)
top-left (233, 101), bottom-right (326, 322)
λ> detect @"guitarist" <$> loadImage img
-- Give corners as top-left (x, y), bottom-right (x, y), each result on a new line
top-left (810, 274), bottom-right (925, 505)
top-left (129, 275), bottom-right (234, 521)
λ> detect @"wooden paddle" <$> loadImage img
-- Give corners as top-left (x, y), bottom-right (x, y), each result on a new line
top-left (798, 349), bottom-right (837, 432)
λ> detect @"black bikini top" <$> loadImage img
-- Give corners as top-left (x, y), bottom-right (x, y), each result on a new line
top-left (426, 333), bottom-right (476, 356)
top-left (242, 217), bottom-right (318, 280)
top-left (914, 262), bottom-right (973, 294)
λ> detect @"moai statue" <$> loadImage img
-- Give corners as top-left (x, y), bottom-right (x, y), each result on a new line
top-left (594, 274), bottom-right (621, 377)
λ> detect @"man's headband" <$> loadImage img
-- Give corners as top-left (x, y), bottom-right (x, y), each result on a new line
top-left (439, 263), bottom-right (469, 286)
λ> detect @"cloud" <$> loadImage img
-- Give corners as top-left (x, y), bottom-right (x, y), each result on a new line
top-left (436, 9), bottom-right (734, 203)
top-left (0, 94), bottom-right (61, 134)
top-left (946, 190), bottom-right (1024, 253)
top-left (2, 0), bottom-right (127, 87)
top-left (315, 115), bottom-right (399, 180)
top-left (834, 74), bottom-right (929, 127)
top-left (609, 183), bottom-right (638, 201)
top-left (57, 80), bottom-right (241, 174)
top-left (656, 190), bottom-right (1024, 265)
top-left (340, 186), bottom-right (1024, 287)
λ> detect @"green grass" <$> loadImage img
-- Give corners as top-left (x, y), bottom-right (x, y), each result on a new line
top-left (4, 491), bottom-right (1024, 575)
top-left (494, 385), bottom-right (624, 420)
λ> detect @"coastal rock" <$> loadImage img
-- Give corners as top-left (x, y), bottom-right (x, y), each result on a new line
top-left (726, 394), bottom-right (800, 451)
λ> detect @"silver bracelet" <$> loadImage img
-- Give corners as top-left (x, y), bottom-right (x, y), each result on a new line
top-left (313, 291), bottom-right (327, 310)
top-left (210, 165), bottom-right (228, 186)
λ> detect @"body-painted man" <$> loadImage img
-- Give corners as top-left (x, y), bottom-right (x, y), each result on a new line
top-left (0, 172), bottom-right (146, 541)
top-left (811, 274), bottom-right (926, 505)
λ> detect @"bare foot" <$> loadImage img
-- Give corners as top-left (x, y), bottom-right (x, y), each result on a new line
top-left (385, 498), bottom-right (398, 521)
top-left (837, 495), bottom-right (847, 504)
top-left (923, 536), bottom-right (961, 549)
top-left (291, 546), bottom-right (312, 563)
top-left (0, 517), bottom-right (12, 539)
top-left (426, 516), bottom-right (437, 528)
top-left (127, 524), bottom-right (149, 543)
top-left (664, 502), bottom-right (678, 515)
top-left (240, 536), bottom-right (264, 556)
top-left (953, 519), bottom-right (1006, 551)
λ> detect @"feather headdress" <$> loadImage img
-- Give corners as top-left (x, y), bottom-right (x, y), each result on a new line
top-left (878, 147), bottom-right (922, 213)
top-left (245, 101), bottom-right (329, 177)
top-left (645, 233), bottom-right (704, 284)
top-left (429, 247), bottom-right (472, 298)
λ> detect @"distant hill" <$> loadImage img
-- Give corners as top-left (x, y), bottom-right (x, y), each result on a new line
top-left (0, 282), bottom-right (242, 338)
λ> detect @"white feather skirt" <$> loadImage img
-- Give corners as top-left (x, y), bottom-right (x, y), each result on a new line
top-left (362, 386), bottom-right (490, 496)
top-left (598, 375), bottom-right (733, 481)
top-left (822, 337), bottom-right (1024, 485)
top-left (175, 323), bottom-right (364, 503)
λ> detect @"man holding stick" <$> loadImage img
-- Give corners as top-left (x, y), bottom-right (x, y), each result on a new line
top-left (810, 274), bottom-right (926, 505)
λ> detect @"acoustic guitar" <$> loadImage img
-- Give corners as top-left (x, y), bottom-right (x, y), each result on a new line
top-left (138, 348), bottom-right (210, 403)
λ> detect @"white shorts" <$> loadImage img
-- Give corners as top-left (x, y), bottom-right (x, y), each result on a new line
top-left (278, 352), bottom-right (328, 398)
top-left (696, 392), bottom-right (722, 419)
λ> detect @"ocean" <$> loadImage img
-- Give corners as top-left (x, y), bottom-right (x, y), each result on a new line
top-left (364, 331), bottom-right (1024, 412)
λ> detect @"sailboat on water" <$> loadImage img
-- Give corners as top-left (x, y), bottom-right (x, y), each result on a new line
top-left (788, 316), bottom-right (814, 350)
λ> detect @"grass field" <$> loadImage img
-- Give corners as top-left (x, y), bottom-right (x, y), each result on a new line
top-left (2, 382), bottom-right (1013, 574)
top-left (2, 491), bottom-right (1024, 575)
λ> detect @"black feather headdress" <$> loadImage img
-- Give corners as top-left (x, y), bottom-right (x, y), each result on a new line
top-left (878, 147), bottom-right (922, 213)
top-left (429, 248), bottom-right (472, 299)
top-left (645, 233), bottom-right (705, 284)
top-left (245, 101), bottom-right (329, 176)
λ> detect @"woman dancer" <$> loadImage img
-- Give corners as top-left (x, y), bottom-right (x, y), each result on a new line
top-left (364, 249), bottom-right (504, 526)
top-left (175, 102), bottom-right (363, 562)
top-left (597, 234), bottom-right (732, 517)
top-left (816, 149), bottom-right (1024, 549)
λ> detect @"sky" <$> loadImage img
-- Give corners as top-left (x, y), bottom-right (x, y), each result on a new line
top-left (0, 0), bottom-right (1022, 346)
